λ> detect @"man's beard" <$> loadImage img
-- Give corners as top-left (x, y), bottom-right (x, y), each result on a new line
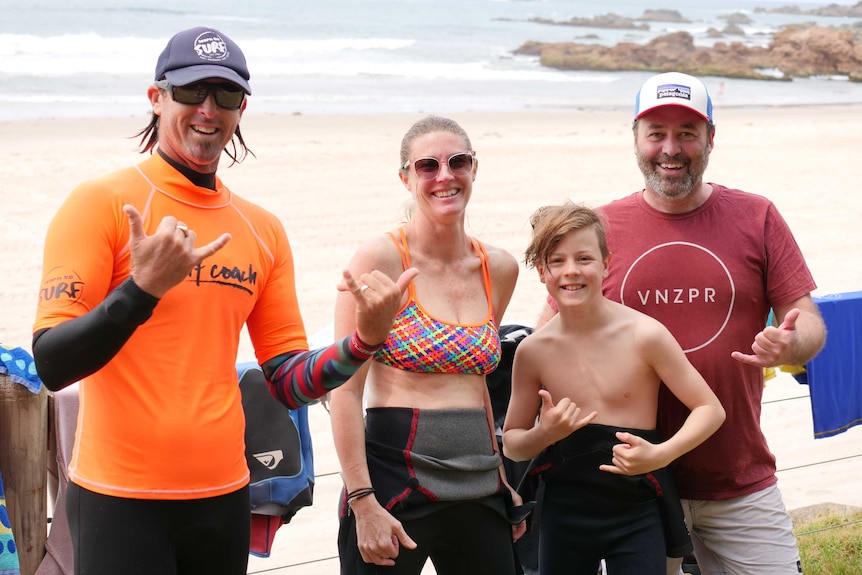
top-left (637, 145), bottom-right (710, 200)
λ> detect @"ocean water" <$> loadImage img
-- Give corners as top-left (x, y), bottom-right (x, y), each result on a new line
top-left (1, 0), bottom-right (861, 120)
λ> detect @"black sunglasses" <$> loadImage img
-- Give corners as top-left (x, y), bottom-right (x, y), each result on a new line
top-left (159, 81), bottom-right (245, 110)
top-left (403, 151), bottom-right (475, 180)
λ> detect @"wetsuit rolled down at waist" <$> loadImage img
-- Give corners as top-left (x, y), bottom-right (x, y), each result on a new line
top-left (337, 408), bottom-right (532, 575)
top-left (342, 407), bottom-right (533, 521)
top-left (520, 423), bottom-right (692, 558)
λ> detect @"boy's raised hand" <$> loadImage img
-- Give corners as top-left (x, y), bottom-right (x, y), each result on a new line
top-left (537, 389), bottom-right (598, 445)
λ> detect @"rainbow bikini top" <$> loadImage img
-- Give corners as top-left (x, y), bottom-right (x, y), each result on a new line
top-left (373, 228), bottom-right (502, 375)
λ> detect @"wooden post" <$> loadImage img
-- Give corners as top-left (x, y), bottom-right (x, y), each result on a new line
top-left (0, 373), bottom-right (47, 575)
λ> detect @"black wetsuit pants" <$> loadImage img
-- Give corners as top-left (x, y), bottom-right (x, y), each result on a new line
top-left (339, 500), bottom-right (520, 575)
top-left (67, 482), bottom-right (250, 575)
top-left (539, 480), bottom-right (665, 575)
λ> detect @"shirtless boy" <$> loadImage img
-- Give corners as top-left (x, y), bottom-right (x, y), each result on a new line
top-left (502, 202), bottom-right (725, 575)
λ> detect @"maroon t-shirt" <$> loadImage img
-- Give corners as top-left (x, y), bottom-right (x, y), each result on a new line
top-left (599, 185), bottom-right (815, 500)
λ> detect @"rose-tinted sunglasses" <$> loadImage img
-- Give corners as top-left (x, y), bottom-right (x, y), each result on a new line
top-left (403, 151), bottom-right (475, 180)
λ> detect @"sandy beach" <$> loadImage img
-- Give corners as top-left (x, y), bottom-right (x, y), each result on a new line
top-left (5, 105), bottom-right (862, 349)
top-left (2, 105), bottom-right (861, 573)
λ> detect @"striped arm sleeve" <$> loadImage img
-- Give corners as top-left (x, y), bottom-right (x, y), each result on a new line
top-left (262, 332), bottom-right (381, 409)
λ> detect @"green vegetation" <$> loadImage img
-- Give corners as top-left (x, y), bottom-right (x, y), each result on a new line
top-left (796, 509), bottom-right (862, 575)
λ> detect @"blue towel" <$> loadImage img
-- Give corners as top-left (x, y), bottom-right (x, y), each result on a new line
top-left (0, 467), bottom-right (20, 575)
top-left (803, 291), bottom-right (862, 438)
top-left (0, 345), bottom-right (42, 395)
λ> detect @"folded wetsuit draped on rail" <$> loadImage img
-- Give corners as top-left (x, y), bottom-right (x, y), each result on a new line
top-left (518, 423), bottom-right (692, 558)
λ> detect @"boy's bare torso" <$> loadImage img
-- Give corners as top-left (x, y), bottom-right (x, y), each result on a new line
top-left (529, 301), bottom-right (661, 430)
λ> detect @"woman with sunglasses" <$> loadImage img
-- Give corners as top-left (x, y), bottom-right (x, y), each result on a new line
top-left (329, 115), bottom-right (527, 575)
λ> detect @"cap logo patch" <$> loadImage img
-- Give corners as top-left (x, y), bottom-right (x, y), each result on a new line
top-left (656, 83), bottom-right (691, 101)
top-left (193, 31), bottom-right (229, 62)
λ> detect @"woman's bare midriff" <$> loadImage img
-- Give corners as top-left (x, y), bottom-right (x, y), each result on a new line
top-left (364, 361), bottom-right (489, 409)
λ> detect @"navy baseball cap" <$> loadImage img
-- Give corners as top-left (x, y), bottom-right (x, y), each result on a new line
top-left (155, 27), bottom-right (251, 95)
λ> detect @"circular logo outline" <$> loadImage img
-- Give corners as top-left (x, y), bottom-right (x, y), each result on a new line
top-left (193, 31), bottom-right (229, 63)
top-left (619, 241), bottom-right (735, 353)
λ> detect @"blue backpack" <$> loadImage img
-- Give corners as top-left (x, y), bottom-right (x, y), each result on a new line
top-left (236, 361), bottom-right (315, 554)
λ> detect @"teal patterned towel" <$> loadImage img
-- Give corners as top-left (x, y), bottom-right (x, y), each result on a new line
top-left (0, 344), bottom-right (42, 394)
top-left (0, 467), bottom-right (20, 575)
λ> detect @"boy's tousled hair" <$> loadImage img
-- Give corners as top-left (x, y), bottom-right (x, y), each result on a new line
top-left (525, 201), bottom-right (609, 269)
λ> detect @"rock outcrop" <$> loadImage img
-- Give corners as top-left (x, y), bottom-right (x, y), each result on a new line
top-left (720, 12), bottom-right (754, 25)
top-left (529, 9), bottom-right (690, 29)
top-left (638, 10), bottom-right (690, 23)
top-left (529, 14), bottom-right (649, 30)
top-left (755, 2), bottom-right (862, 18)
top-left (513, 25), bottom-right (862, 82)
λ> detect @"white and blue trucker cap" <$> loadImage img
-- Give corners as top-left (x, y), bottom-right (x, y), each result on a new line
top-left (634, 72), bottom-right (712, 123)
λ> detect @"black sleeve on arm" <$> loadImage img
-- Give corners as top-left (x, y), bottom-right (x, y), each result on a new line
top-left (32, 277), bottom-right (160, 391)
